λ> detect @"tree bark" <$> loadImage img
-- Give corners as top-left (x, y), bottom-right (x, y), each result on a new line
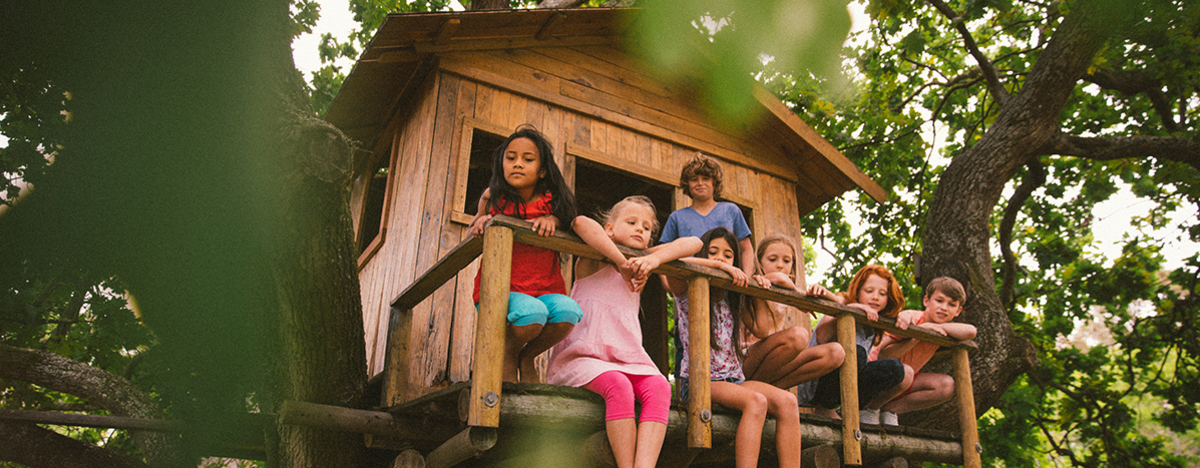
top-left (0, 344), bottom-right (177, 466)
top-left (913, 0), bottom-right (1133, 429)
top-left (257, 3), bottom-right (371, 467)
top-left (0, 421), bottom-right (146, 468)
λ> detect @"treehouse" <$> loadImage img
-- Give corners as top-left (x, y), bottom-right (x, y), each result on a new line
top-left (324, 7), bottom-right (982, 468)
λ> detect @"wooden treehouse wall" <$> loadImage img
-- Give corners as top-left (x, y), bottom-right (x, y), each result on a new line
top-left (352, 45), bottom-right (810, 395)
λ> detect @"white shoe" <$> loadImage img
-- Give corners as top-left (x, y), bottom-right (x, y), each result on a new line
top-left (881, 410), bottom-right (899, 426)
top-left (860, 408), bottom-right (880, 425)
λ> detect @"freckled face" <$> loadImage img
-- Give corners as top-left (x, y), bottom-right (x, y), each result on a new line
top-left (502, 137), bottom-right (544, 194)
top-left (705, 237), bottom-right (736, 266)
top-left (923, 291), bottom-right (963, 323)
top-left (856, 274), bottom-right (890, 313)
top-left (759, 242), bottom-right (795, 276)
top-left (606, 204), bottom-right (656, 250)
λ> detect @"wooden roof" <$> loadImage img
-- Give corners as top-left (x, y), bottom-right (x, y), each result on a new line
top-left (325, 8), bottom-right (886, 213)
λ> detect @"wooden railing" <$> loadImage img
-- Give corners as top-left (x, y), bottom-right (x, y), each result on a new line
top-left (389, 215), bottom-right (981, 468)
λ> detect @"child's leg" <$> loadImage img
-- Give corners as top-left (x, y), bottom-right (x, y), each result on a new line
top-left (628, 374), bottom-right (670, 468)
top-left (746, 328), bottom-right (846, 389)
top-left (504, 292), bottom-right (550, 382)
top-left (742, 326), bottom-right (806, 385)
top-left (710, 381), bottom-right (768, 468)
top-left (585, 372), bottom-right (638, 468)
top-left (516, 294), bottom-right (582, 383)
top-left (738, 381), bottom-right (801, 468)
top-left (882, 372), bottom-right (954, 414)
top-left (860, 358), bottom-right (909, 410)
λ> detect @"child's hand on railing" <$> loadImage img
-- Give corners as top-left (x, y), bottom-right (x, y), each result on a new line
top-left (627, 255), bottom-right (661, 280)
top-left (847, 303), bottom-right (880, 321)
top-left (723, 264), bottom-right (750, 288)
top-left (530, 215), bottom-right (560, 236)
top-left (921, 322), bottom-right (948, 336)
top-left (468, 214), bottom-right (494, 237)
top-left (752, 274), bottom-right (773, 290)
top-left (617, 260), bottom-right (644, 293)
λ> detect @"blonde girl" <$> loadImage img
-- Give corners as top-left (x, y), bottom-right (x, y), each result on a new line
top-left (743, 235), bottom-right (844, 390)
top-left (547, 196), bottom-right (701, 468)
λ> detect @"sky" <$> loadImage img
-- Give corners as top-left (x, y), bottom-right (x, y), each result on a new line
top-left (290, 0), bottom-right (1192, 283)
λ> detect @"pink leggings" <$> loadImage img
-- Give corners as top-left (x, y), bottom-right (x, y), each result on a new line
top-left (584, 371), bottom-right (671, 424)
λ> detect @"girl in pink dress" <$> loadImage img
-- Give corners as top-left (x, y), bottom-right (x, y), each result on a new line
top-left (548, 196), bottom-right (701, 468)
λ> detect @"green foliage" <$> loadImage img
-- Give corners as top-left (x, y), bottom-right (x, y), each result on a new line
top-left (630, 0), bottom-right (851, 124)
top-left (761, 0), bottom-right (1200, 465)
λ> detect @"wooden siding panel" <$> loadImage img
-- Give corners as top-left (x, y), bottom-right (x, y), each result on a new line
top-left (404, 73), bottom-right (463, 393)
top-left (449, 80), bottom-right (482, 383)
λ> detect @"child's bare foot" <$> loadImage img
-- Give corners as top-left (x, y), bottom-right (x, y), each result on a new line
top-left (815, 406), bottom-right (840, 420)
top-left (518, 353), bottom-right (542, 384)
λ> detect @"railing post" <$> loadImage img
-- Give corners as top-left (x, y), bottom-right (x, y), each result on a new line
top-left (836, 313), bottom-right (862, 465)
top-left (953, 347), bottom-right (981, 468)
top-left (686, 276), bottom-right (712, 449)
top-left (468, 225), bottom-right (512, 428)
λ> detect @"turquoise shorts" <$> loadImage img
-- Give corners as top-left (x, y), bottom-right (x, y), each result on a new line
top-left (478, 292), bottom-right (583, 327)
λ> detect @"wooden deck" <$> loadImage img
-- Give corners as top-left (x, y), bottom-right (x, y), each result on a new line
top-left (369, 382), bottom-right (967, 467)
top-left (379, 215), bottom-right (982, 468)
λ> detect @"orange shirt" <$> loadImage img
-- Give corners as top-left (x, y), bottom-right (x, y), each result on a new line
top-left (883, 314), bottom-right (940, 371)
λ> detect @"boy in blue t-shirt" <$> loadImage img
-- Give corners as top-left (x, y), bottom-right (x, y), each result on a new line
top-left (660, 152), bottom-right (755, 280)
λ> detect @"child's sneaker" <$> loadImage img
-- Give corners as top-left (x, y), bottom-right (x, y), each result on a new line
top-left (881, 410), bottom-right (899, 426)
top-left (860, 408), bottom-right (880, 425)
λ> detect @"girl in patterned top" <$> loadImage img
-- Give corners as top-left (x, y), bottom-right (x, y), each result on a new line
top-left (667, 227), bottom-right (802, 468)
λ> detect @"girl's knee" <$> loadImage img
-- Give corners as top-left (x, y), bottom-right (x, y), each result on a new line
top-left (820, 343), bottom-right (846, 364)
top-left (779, 326), bottom-right (808, 349)
top-left (507, 292), bottom-right (549, 327)
top-left (744, 392), bottom-right (769, 418)
top-left (539, 294), bottom-right (583, 325)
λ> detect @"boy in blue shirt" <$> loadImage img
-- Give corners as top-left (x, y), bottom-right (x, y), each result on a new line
top-left (659, 152), bottom-right (755, 281)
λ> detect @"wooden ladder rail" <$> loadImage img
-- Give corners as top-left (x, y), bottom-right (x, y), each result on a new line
top-left (388, 215), bottom-right (981, 465)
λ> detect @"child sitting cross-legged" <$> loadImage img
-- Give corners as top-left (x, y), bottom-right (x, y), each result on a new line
top-left (872, 276), bottom-right (977, 426)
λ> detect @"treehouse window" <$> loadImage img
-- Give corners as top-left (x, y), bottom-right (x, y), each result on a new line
top-left (451, 118), bottom-right (512, 225)
top-left (355, 139), bottom-right (396, 266)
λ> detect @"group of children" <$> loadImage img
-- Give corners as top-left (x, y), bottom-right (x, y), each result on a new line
top-left (464, 126), bottom-right (977, 468)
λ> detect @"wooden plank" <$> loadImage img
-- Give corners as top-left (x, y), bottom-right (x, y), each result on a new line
top-left (449, 82), bottom-right (482, 383)
top-left (390, 219), bottom-right (485, 309)
top-left (440, 54), bottom-right (800, 183)
top-left (391, 450), bottom-right (425, 468)
top-left (469, 225), bottom-right (513, 427)
top-left (566, 143), bottom-right (677, 186)
top-left (837, 314), bottom-right (862, 465)
top-left (686, 276), bottom-right (712, 449)
top-left (382, 73), bottom-right (441, 378)
top-left (535, 12), bottom-right (566, 41)
top-left (540, 46), bottom-right (677, 100)
top-left (434, 18), bottom-right (460, 46)
top-left (954, 348), bottom-right (982, 468)
top-left (384, 307), bottom-right (415, 405)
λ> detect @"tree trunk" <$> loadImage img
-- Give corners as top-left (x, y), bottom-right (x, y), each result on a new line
top-left (256, 2), bottom-right (371, 467)
top-left (913, 0), bottom-right (1132, 429)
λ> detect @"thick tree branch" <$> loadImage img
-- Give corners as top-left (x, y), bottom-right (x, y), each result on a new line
top-left (999, 157), bottom-right (1046, 310)
top-left (1042, 133), bottom-right (1200, 170)
top-left (926, 0), bottom-right (1010, 103)
top-left (0, 344), bottom-right (177, 466)
top-left (0, 421), bottom-right (146, 468)
top-left (1083, 68), bottom-right (1180, 132)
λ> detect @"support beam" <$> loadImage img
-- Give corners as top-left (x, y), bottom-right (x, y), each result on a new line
top-left (836, 313), bottom-right (862, 465)
top-left (469, 225), bottom-right (512, 428)
top-left (686, 276), bottom-right (711, 449)
top-left (278, 401), bottom-right (458, 441)
top-left (392, 449), bottom-right (425, 468)
top-left (0, 408), bottom-right (182, 432)
top-left (425, 427), bottom-right (498, 468)
top-left (954, 347), bottom-right (982, 468)
top-left (801, 443), bottom-right (841, 468)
